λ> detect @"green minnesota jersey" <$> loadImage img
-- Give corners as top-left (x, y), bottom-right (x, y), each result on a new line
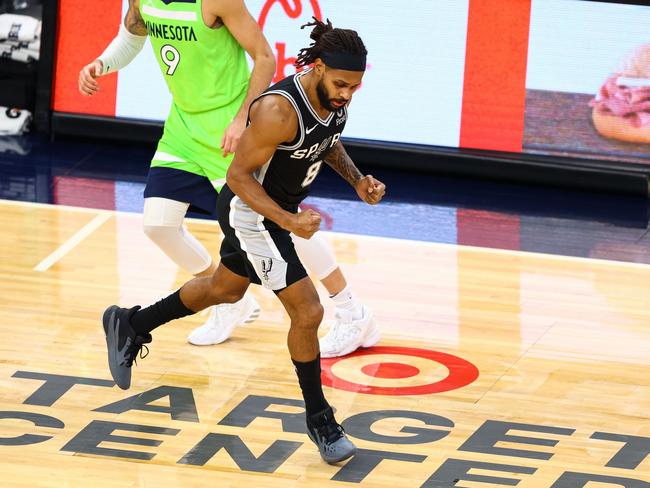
top-left (140, 0), bottom-right (250, 113)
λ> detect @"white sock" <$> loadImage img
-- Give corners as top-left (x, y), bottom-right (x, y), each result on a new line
top-left (330, 285), bottom-right (363, 320)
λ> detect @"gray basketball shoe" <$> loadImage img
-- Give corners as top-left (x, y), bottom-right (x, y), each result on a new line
top-left (102, 305), bottom-right (151, 390)
top-left (306, 406), bottom-right (356, 464)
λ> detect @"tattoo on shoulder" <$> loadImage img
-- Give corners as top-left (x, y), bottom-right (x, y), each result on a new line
top-left (324, 142), bottom-right (363, 187)
top-left (126, 0), bottom-right (147, 35)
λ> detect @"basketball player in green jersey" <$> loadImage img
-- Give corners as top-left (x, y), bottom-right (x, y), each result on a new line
top-left (79, 0), bottom-right (379, 357)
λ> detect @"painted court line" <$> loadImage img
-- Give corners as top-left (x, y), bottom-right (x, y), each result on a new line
top-left (33, 211), bottom-right (112, 272)
top-left (4, 198), bottom-right (649, 272)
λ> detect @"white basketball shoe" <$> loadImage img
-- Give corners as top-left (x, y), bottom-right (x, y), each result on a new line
top-left (187, 294), bottom-right (260, 346)
top-left (319, 305), bottom-right (380, 358)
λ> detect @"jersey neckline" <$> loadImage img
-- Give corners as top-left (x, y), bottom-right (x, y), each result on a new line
top-left (294, 69), bottom-right (335, 126)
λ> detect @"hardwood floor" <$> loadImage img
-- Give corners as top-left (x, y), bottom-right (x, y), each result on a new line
top-left (1, 199), bottom-right (649, 487)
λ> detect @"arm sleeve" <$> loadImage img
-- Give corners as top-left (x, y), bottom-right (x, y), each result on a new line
top-left (97, 24), bottom-right (147, 75)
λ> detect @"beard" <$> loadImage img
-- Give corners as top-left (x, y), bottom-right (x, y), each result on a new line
top-left (316, 79), bottom-right (347, 112)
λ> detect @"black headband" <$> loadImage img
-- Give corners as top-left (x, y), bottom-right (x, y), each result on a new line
top-left (320, 51), bottom-right (367, 71)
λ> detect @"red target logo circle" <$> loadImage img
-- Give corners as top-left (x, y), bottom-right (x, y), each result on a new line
top-left (321, 346), bottom-right (479, 395)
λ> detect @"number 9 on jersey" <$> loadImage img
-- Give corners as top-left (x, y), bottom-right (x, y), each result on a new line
top-left (161, 45), bottom-right (180, 76)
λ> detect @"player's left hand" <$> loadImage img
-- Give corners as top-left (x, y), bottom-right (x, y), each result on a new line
top-left (221, 117), bottom-right (247, 157)
top-left (355, 175), bottom-right (386, 205)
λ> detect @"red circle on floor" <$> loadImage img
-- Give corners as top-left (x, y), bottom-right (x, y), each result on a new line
top-left (321, 346), bottom-right (479, 395)
top-left (361, 362), bottom-right (420, 379)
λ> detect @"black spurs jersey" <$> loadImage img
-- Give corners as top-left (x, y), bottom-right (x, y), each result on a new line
top-left (251, 69), bottom-right (348, 213)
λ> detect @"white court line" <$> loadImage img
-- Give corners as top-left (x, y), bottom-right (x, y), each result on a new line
top-left (33, 211), bottom-right (112, 272)
top-left (0, 198), bottom-right (101, 213)
top-left (4, 198), bottom-right (650, 272)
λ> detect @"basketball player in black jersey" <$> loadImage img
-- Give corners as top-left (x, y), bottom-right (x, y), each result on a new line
top-left (100, 18), bottom-right (385, 464)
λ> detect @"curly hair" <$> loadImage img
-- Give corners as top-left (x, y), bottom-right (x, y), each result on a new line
top-left (295, 17), bottom-right (367, 69)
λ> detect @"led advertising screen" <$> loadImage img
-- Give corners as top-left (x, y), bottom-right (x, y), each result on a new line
top-left (52, 0), bottom-right (650, 165)
top-left (524, 0), bottom-right (650, 165)
top-left (54, 0), bottom-right (468, 148)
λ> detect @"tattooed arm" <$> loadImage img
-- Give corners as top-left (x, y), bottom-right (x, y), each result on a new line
top-left (323, 141), bottom-right (364, 186)
top-left (324, 141), bottom-right (387, 205)
top-left (125, 0), bottom-right (147, 36)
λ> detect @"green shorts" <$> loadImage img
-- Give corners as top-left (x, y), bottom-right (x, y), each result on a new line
top-left (151, 90), bottom-right (246, 192)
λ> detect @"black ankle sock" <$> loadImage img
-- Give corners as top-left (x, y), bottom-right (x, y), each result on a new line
top-left (292, 355), bottom-right (329, 417)
top-left (131, 289), bottom-right (194, 335)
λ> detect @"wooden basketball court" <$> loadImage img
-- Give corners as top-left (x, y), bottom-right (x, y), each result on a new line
top-left (1, 199), bottom-right (649, 487)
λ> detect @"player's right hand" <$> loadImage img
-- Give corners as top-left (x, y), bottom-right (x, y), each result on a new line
top-left (289, 209), bottom-right (322, 239)
top-left (78, 60), bottom-right (104, 96)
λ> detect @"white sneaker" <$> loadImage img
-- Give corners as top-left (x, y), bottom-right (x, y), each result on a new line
top-left (319, 305), bottom-right (380, 358)
top-left (187, 294), bottom-right (260, 346)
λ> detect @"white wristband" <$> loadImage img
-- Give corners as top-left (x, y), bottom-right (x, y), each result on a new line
top-left (97, 24), bottom-right (146, 75)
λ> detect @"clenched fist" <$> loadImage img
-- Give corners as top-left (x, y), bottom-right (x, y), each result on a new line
top-left (287, 209), bottom-right (321, 239)
top-left (355, 175), bottom-right (386, 205)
